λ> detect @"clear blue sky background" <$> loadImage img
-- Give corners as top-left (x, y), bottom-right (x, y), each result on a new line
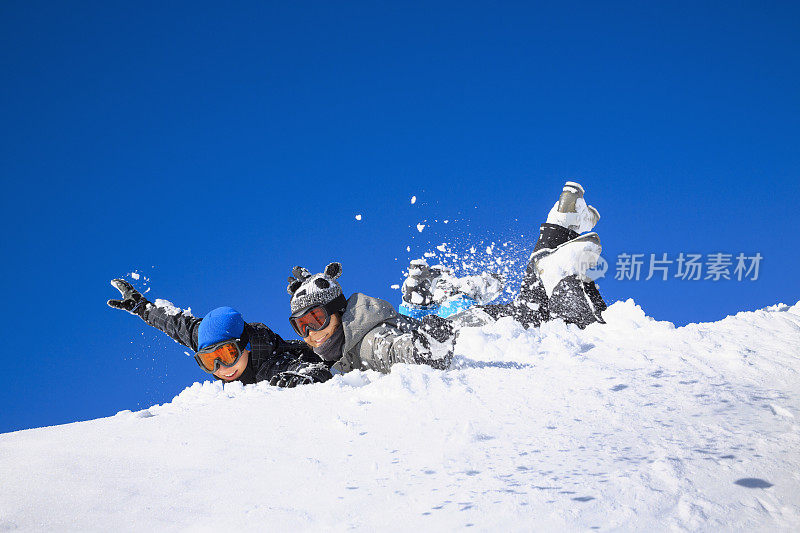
top-left (2, 1), bottom-right (798, 433)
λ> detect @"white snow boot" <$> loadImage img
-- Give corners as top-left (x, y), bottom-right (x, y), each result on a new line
top-left (545, 181), bottom-right (601, 234)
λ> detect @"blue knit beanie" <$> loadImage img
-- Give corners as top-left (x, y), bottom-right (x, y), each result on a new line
top-left (198, 307), bottom-right (245, 349)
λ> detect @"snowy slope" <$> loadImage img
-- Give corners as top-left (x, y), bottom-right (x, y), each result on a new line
top-left (2, 300), bottom-right (799, 531)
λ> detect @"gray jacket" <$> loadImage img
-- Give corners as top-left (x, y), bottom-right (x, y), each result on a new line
top-left (331, 293), bottom-right (453, 374)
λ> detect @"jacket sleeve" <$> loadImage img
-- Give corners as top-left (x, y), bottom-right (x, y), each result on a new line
top-left (139, 301), bottom-right (201, 351)
top-left (276, 338), bottom-right (324, 364)
top-left (353, 320), bottom-right (453, 373)
top-left (246, 323), bottom-right (327, 383)
top-left (253, 353), bottom-right (330, 383)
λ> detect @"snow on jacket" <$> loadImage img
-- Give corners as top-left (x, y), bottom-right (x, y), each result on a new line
top-left (140, 301), bottom-right (323, 384)
top-left (331, 293), bottom-right (454, 374)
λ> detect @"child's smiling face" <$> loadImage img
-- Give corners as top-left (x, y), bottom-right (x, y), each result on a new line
top-left (304, 313), bottom-right (341, 348)
top-left (213, 349), bottom-right (250, 381)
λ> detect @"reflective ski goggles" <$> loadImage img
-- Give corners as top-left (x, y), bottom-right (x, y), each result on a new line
top-left (290, 306), bottom-right (331, 338)
top-left (289, 295), bottom-right (346, 337)
top-left (194, 338), bottom-right (247, 374)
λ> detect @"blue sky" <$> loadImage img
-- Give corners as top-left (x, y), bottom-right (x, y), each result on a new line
top-left (1, 1), bottom-right (798, 433)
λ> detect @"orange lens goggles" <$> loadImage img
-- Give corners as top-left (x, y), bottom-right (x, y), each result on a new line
top-left (194, 339), bottom-right (243, 373)
top-left (290, 306), bottom-right (330, 337)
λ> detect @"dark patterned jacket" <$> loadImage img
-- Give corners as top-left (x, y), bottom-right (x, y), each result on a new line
top-left (140, 302), bottom-right (323, 384)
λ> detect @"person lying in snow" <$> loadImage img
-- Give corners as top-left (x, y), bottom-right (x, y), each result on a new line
top-left (287, 262), bottom-right (456, 375)
top-left (286, 181), bottom-right (607, 376)
top-left (106, 284), bottom-right (332, 387)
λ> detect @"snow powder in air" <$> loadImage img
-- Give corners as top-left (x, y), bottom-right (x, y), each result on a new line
top-left (152, 299), bottom-right (192, 317)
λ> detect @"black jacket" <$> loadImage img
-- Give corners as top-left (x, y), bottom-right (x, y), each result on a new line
top-left (140, 303), bottom-right (322, 384)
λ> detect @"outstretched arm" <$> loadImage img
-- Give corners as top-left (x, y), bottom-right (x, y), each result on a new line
top-left (109, 280), bottom-right (332, 386)
top-left (107, 279), bottom-right (201, 350)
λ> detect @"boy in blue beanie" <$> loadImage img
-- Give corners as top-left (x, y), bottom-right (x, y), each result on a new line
top-left (108, 280), bottom-right (331, 387)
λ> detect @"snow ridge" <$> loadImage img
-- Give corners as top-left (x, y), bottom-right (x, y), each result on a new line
top-left (1, 300), bottom-right (799, 531)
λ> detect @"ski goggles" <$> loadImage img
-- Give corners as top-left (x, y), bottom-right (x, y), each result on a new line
top-left (290, 295), bottom-right (346, 337)
top-left (194, 338), bottom-right (247, 374)
top-left (290, 306), bottom-right (331, 338)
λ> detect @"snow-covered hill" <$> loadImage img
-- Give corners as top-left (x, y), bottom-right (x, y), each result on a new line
top-left (2, 300), bottom-right (799, 531)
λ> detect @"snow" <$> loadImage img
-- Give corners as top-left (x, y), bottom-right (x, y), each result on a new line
top-left (411, 195), bottom-right (417, 204)
top-left (429, 269), bottom-right (504, 306)
top-left (128, 271), bottom-right (150, 283)
top-left (152, 299), bottom-right (193, 317)
top-left (355, 214), bottom-right (362, 221)
top-left (536, 238), bottom-right (601, 296)
top-left (2, 300), bottom-right (800, 530)
top-left (417, 223), bottom-right (426, 233)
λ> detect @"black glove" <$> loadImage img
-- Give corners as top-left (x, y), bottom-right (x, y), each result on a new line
top-left (269, 365), bottom-right (333, 388)
top-left (107, 279), bottom-right (150, 318)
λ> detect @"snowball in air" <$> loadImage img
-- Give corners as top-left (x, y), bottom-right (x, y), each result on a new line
top-left (355, 214), bottom-right (362, 221)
